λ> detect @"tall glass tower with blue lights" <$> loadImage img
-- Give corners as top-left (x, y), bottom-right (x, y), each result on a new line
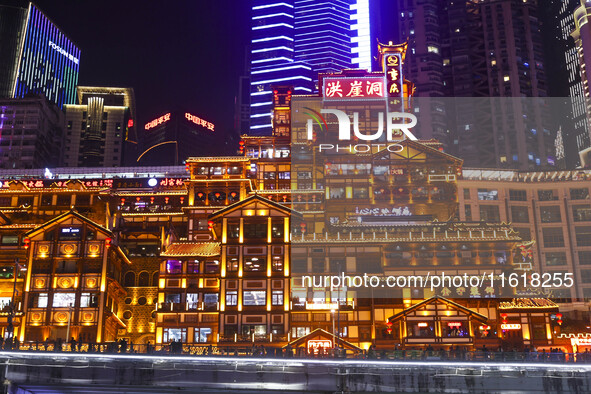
top-left (0, 1), bottom-right (80, 109)
top-left (249, 0), bottom-right (371, 135)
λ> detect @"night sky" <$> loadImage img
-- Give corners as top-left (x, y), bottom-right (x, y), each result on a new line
top-left (30, 1), bottom-right (397, 145)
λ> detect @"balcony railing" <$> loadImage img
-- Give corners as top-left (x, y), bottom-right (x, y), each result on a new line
top-left (219, 334), bottom-right (289, 343)
top-left (157, 302), bottom-right (218, 312)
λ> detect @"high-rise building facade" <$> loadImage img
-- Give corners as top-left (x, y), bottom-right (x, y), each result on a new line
top-left (0, 94), bottom-right (63, 169)
top-left (539, 0), bottom-right (588, 168)
top-left (572, 0), bottom-right (591, 166)
top-left (139, 110), bottom-right (220, 166)
top-left (397, 0), bottom-right (553, 171)
top-left (63, 87), bottom-right (135, 168)
top-left (248, 0), bottom-right (372, 136)
top-left (0, 1), bottom-right (80, 109)
top-left (249, 0), bottom-right (314, 135)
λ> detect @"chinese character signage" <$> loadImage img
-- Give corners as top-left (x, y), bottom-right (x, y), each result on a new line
top-left (385, 53), bottom-right (403, 98)
top-left (0, 179), bottom-right (113, 189)
top-left (323, 77), bottom-right (385, 100)
top-left (185, 113), bottom-right (215, 131)
top-left (145, 113), bottom-right (171, 130)
top-left (159, 178), bottom-right (185, 188)
top-left (307, 340), bottom-right (332, 354)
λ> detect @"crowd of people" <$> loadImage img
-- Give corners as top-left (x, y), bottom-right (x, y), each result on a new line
top-left (3, 339), bottom-right (591, 362)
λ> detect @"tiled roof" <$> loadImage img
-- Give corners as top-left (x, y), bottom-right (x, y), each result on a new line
top-left (161, 242), bottom-right (220, 257)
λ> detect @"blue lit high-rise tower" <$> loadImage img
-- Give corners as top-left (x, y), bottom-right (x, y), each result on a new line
top-left (0, 1), bottom-right (80, 108)
top-left (249, 0), bottom-right (371, 135)
top-left (250, 0), bottom-right (313, 134)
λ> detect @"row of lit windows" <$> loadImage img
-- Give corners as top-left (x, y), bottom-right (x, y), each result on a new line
top-left (465, 204), bottom-right (591, 223)
top-left (464, 188), bottom-right (590, 201)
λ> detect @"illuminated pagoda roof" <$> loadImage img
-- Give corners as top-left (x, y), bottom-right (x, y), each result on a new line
top-left (369, 138), bottom-right (463, 164)
top-left (498, 298), bottom-right (559, 311)
top-left (388, 296), bottom-right (489, 323)
top-left (161, 242), bottom-right (221, 257)
top-left (209, 194), bottom-right (302, 220)
top-left (24, 209), bottom-right (113, 238)
top-left (282, 328), bottom-right (362, 351)
top-left (24, 210), bottom-right (132, 265)
top-left (377, 40), bottom-right (408, 62)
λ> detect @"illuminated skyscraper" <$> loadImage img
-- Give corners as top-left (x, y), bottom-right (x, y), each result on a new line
top-left (63, 87), bottom-right (135, 167)
top-left (572, 0), bottom-right (591, 166)
top-left (397, 0), bottom-right (552, 170)
top-left (248, 0), bottom-right (372, 135)
top-left (0, 1), bottom-right (80, 108)
top-left (249, 0), bottom-right (313, 135)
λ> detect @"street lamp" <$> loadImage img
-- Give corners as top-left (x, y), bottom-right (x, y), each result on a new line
top-left (331, 309), bottom-right (336, 349)
top-left (66, 303), bottom-right (73, 345)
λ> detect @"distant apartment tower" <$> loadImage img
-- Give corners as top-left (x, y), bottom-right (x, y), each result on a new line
top-left (538, 0), bottom-right (588, 168)
top-left (0, 94), bottom-right (64, 169)
top-left (63, 87), bottom-right (135, 167)
top-left (248, 0), bottom-right (372, 135)
top-left (139, 110), bottom-right (219, 166)
top-left (572, 0), bottom-right (591, 166)
top-left (0, 1), bottom-right (80, 108)
top-left (397, 0), bottom-right (553, 170)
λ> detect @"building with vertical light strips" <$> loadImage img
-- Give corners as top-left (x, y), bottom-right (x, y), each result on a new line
top-left (0, 1), bottom-right (80, 109)
top-left (249, 0), bottom-right (372, 136)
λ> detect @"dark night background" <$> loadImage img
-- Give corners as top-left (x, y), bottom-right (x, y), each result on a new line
top-left (28, 1), bottom-right (398, 145)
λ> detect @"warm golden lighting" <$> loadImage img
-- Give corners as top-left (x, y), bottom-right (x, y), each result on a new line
top-left (239, 218), bottom-right (244, 244)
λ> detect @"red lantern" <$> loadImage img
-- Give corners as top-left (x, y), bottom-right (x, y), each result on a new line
top-left (214, 192), bottom-right (221, 198)
top-left (164, 197), bottom-right (169, 204)
top-left (105, 238), bottom-right (112, 248)
top-left (230, 192), bottom-right (237, 198)
top-left (23, 238), bottom-right (30, 250)
top-left (207, 221), bottom-right (214, 231)
top-left (120, 198), bottom-right (125, 205)
top-left (483, 330), bottom-right (489, 336)
top-left (557, 319), bottom-right (563, 325)
top-left (185, 163), bottom-right (190, 172)
top-left (150, 197), bottom-right (155, 204)
top-left (180, 197), bottom-right (185, 204)
top-left (386, 321), bottom-right (393, 335)
top-left (556, 313), bottom-right (563, 319)
top-left (136, 197), bottom-right (141, 202)
top-left (197, 192), bottom-right (204, 199)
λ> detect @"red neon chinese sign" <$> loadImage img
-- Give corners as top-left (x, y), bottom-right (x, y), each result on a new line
top-left (145, 113), bottom-right (171, 130)
top-left (159, 178), bottom-right (185, 187)
top-left (127, 119), bottom-right (134, 128)
top-left (185, 113), bottom-right (214, 131)
top-left (323, 77), bottom-right (385, 100)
